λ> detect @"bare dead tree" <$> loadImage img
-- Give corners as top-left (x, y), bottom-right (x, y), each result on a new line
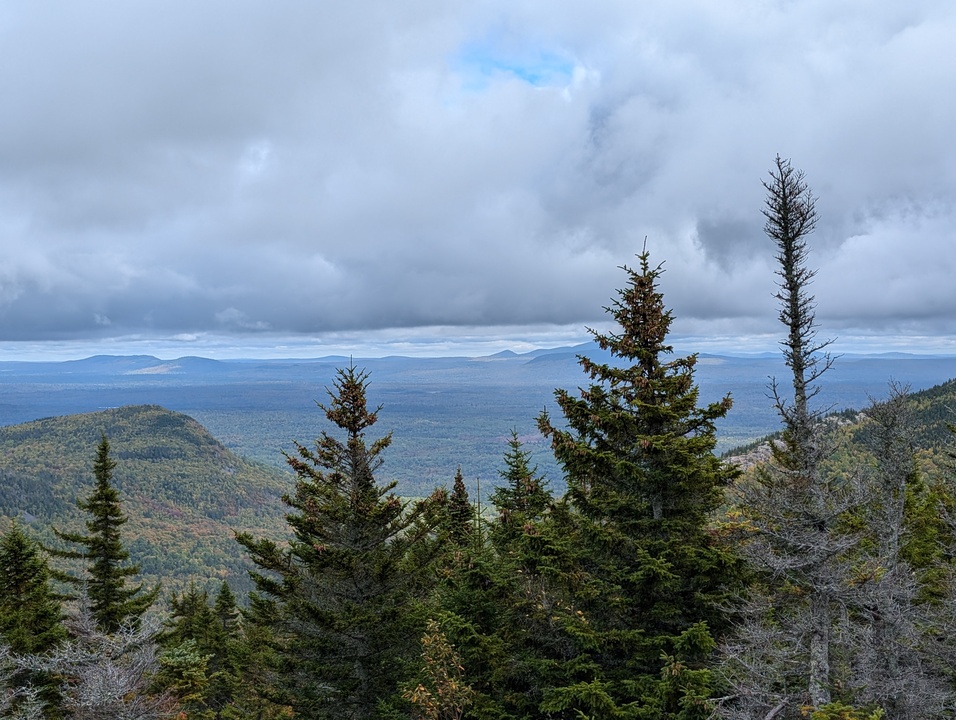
top-left (718, 224), bottom-right (956, 720)
top-left (0, 646), bottom-right (45, 720)
top-left (718, 157), bottom-right (862, 719)
top-left (22, 601), bottom-right (174, 720)
top-left (847, 385), bottom-right (952, 718)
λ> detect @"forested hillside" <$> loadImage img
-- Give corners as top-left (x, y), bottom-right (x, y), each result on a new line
top-left (0, 405), bottom-right (289, 594)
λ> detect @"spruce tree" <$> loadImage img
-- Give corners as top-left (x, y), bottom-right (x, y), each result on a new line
top-left (537, 248), bottom-right (740, 719)
top-left (427, 434), bottom-right (587, 719)
top-left (0, 522), bottom-right (66, 654)
top-left (490, 429), bottom-right (551, 546)
top-left (488, 433), bottom-right (589, 718)
top-left (162, 583), bottom-right (216, 648)
top-left (51, 435), bottom-right (158, 634)
top-left (423, 456), bottom-right (507, 716)
top-left (0, 521), bottom-right (66, 717)
top-left (237, 365), bottom-right (442, 719)
top-left (206, 581), bottom-right (242, 718)
top-left (447, 467), bottom-right (474, 549)
top-left (160, 581), bottom-right (244, 718)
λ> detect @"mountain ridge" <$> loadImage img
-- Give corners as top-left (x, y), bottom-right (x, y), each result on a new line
top-left (0, 404), bottom-right (290, 595)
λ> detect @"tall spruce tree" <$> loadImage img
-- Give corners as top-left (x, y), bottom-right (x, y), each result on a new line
top-left (537, 248), bottom-right (740, 719)
top-left (237, 365), bottom-right (442, 719)
top-left (51, 435), bottom-right (158, 634)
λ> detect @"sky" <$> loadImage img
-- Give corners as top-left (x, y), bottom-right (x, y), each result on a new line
top-left (1, 1), bottom-right (955, 360)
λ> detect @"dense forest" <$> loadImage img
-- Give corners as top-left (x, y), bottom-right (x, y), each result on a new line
top-left (4, 158), bottom-right (956, 719)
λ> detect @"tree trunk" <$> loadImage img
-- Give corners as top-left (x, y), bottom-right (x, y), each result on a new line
top-left (808, 591), bottom-right (831, 708)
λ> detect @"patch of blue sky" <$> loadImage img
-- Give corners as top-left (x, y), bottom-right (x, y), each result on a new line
top-left (454, 41), bottom-right (576, 91)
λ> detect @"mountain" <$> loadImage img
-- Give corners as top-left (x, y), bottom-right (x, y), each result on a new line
top-left (727, 377), bottom-right (956, 474)
top-left (0, 405), bottom-right (291, 596)
top-left (1, 350), bottom-right (955, 498)
top-left (898, 377), bottom-right (956, 450)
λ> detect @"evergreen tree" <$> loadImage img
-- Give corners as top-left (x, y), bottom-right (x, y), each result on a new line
top-left (212, 581), bottom-right (240, 640)
top-left (425, 434), bottom-right (588, 719)
top-left (162, 583), bottom-right (216, 648)
top-left (0, 521), bottom-right (66, 717)
top-left (490, 430), bottom-right (551, 546)
top-left (50, 435), bottom-right (159, 634)
top-left (159, 581), bottom-right (245, 719)
top-left (488, 436), bottom-right (591, 719)
top-left (447, 467), bottom-right (474, 549)
top-left (237, 365), bottom-right (442, 719)
top-left (206, 581), bottom-right (243, 718)
top-left (537, 248), bottom-right (740, 719)
top-left (413, 463), bottom-right (508, 717)
top-left (0, 522), bottom-right (66, 654)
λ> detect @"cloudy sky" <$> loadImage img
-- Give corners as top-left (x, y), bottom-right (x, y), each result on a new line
top-left (1, 1), bottom-right (954, 360)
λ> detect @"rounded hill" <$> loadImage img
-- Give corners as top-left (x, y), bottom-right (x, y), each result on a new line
top-left (0, 404), bottom-right (291, 595)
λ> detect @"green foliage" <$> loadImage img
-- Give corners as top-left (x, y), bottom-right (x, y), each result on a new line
top-left (490, 429), bottom-right (552, 546)
top-left (49, 435), bottom-right (159, 633)
top-left (237, 365), bottom-right (443, 719)
top-left (157, 639), bottom-right (215, 720)
top-left (0, 521), bottom-right (66, 717)
top-left (0, 521), bottom-right (65, 654)
top-left (447, 467), bottom-right (474, 549)
top-left (422, 430), bottom-right (602, 719)
top-left (537, 249), bottom-right (741, 717)
top-left (157, 580), bottom-right (269, 718)
top-left (808, 702), bottom-right (884, 720)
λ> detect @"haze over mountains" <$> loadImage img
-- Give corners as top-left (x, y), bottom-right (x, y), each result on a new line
top-left (2, 343), bottom-right (955, 494)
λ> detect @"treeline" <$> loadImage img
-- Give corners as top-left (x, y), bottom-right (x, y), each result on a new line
top-left (4, 157), bottom-right (956, 719)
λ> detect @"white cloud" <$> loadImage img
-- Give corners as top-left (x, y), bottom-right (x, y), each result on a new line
top-left (0, 0), bottom-right (954, 356)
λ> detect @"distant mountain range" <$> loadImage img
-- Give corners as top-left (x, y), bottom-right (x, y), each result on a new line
top-left (1, 345), bottom-right (955, 497)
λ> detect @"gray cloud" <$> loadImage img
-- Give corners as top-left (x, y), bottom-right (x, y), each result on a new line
top-left (1, 1), bottom-right (954, 354)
